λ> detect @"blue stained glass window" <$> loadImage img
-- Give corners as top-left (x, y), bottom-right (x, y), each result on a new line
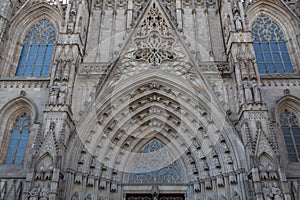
top-left (129, 139), bottom-right (181, 183)
top-left (4, 113), bottom-right (31, 164)
top-left (280, 110), bottom-right (300, 162)
top-left (16, 19), bottom-right (56, 77)
top-left (251, 15), bottom-right (294, 74)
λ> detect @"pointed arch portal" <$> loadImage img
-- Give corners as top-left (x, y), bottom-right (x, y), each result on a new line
top-left (72, 0), bottom-right (245, 199)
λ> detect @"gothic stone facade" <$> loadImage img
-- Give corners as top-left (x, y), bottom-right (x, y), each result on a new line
top-left (0, 0), bottom-right (300, 199)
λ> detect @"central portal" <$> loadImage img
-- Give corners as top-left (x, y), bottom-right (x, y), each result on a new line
top-left (126, 194), bottom-right (185, 200)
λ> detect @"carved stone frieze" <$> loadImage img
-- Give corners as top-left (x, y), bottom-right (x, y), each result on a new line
top-left (0, 79), bottom-right (50, 88)
top-left (78, 64), bottom-right (109, 76)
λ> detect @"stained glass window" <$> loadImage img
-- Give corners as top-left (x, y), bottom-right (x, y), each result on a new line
top-left (279, 109), bottom-right (300, 162)
top-left (251, 15), bottom-right (294, 74)
top-left (16, 19), bottom-right (56, 77)
top-left (129, 140), bottom-right (181, 183)
top-left (4, 113), bottom-right (31, 164)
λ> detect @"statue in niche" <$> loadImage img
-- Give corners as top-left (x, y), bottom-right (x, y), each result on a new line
top-left (243, 82), bottom-right (253, 103)
top-left (271, 182), bottom-right (283, 200)
top-left (49, 87), bottom-right (57, 105)
top-left (39, 185), bottom-right (49, 200)
top-left (58, 83), bottom-right (68, 105)
top-left (62, 60), bottom-right (71, 81)
top-left (262, 182), bottom-right (272, 200)
top-left (49, 121), bottom-right (55, 133)
top-left (29, 183), bottom-right (40, 200)
top-left (252, 82), bottom-right (262, 103)
top-left (244, 44), bottom-right (256, 80)
top-left (67, 0), bottom-right (77, 33)
top-left (233, 10), bottom-right (243, 31)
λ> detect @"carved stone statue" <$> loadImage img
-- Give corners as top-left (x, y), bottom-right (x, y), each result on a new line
top-left (58, 84), bottom-right (68, 105)
top-left (271, 182), bottom-right (283, 200)
top-left (262, 182), bottom-right (272, 200)
top-left (29, 183), bottom-right (40, 200)
top-left (253, 83), bottom-right (262, 103)
top-left (244, 82), bottom-right (253, 103)
top-left (49, 121), bottom-right (55, 132)
top-left (49, 88), bottom-right (57, 105)
top-left (39, 186), bottom-right (49, 200)
top-left (233, 11), bottom-right (243, 31)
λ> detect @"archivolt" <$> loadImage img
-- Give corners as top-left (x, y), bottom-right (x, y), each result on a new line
top-left (72, 73), bottom-right (244, 185)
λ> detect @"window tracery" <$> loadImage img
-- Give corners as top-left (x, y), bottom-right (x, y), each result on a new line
top-left (133, 2), bottom-right (177, 65)
top-left (251, 15), bottom-right (293, 74)
top-left (279, 109), bottom-right (300, 162)
top-left (4, 113), bottom-right (31, 164)
top-left (128, 140), bottom-right (181, 183)
top-left (16, 19), bottom-right (56, 77)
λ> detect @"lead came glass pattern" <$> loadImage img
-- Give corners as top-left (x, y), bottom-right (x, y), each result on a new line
top-left (251, 15), bottom-right (294, 74)
top-left (4, 113), bottom-right (31, 164)
top-left (16, 19), bottom-right (56, 77)
top-left (279, 109), bottom-right (300, 162)
top-left (129, 140), bottom-right (181, 183)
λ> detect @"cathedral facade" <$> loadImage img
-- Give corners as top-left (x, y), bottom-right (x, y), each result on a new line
top-left (0, 0), bottom-right (300, 199)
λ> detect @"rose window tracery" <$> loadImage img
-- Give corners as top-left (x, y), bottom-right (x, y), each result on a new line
top-left (128, 140), bottom-right (181, 183)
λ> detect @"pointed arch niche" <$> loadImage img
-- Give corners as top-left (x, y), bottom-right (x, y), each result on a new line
top-left (16, 18), bottom-right (56, 77)
top-left (247, 1), bottom-right (300, 75)
top-left (1, 3), bottom-right (61, 78)
top-left (276, 95), bottom-right (300, 163)
top-left (0, 97), bottom-right (37, 165)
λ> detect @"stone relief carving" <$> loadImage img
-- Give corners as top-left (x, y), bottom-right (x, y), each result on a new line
top-left (28, 183), bottom-right (41, 200)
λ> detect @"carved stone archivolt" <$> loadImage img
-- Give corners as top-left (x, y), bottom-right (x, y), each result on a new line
top-left (73, 73), bottom-right (245, 198)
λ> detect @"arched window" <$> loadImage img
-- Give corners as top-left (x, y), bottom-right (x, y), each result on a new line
top-left (129, 140), bottom-right (181, 183)
top-left (279, 109), bottom-right (300, 162)
top-left (4, 113), bottom-right (31, 164)
top-left (251, 15), bottom-right (294, 74)
top-left (16, 19), bottom-right (56, 77)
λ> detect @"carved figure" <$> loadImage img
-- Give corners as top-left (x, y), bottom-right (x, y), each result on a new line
top-left (49, 88), bottom-right (57, 105)
top-left (29, 183), bottom-right (40, 200)
top-left (271, 182), bottom-right (283, 200)
top-left (58, 84), bottom-right (68, 105)
top-left (39, 186), bottom-right (49, 200)
top-left (253, 83), bottom-right (262, 102)
top-left (233, 11), bottom-right (243, 31)
top-left (262, 182), bottom-right (272, 200)
top-left (244, 82), bottom-right (253, 103)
